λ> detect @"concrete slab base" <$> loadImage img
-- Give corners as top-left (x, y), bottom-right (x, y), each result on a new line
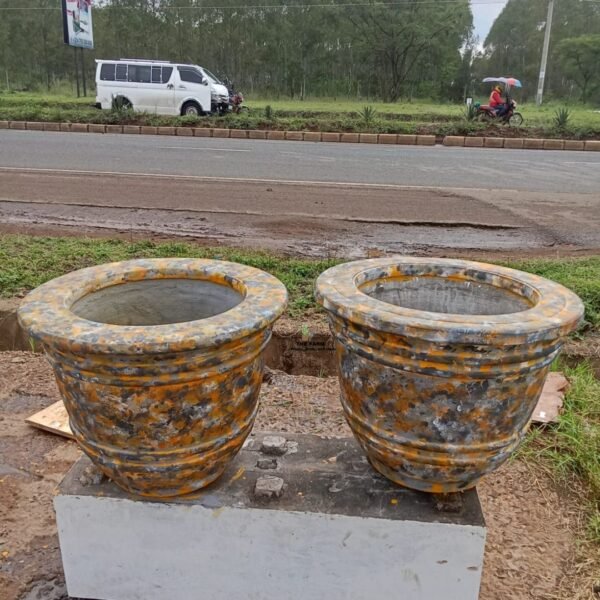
top-left (55, 433), bottom-right (486, 600)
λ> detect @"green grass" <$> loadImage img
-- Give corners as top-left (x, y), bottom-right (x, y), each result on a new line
top-left (1, 234), bottom-right (600, 328)
top-left (2, 91), bottom-right (599, 138)
top-left (519, 361), bottom-right (600, 542)
top-left (0, 235), bottom-right (337, 318)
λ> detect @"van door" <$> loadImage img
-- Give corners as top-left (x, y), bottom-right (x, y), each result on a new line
top-left (153, 65), bottom-right (176, 115)
top-left (175, 66), bottom-right (211, 115)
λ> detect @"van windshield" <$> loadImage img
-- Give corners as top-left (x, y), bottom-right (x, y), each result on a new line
top-left (202, 69), bottom-right (222, 85)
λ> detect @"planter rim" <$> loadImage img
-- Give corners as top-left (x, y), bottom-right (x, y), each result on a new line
top-left (18, 258), bottom-right (288, 355)
top-left (315, 257), bottom-right (584, 343)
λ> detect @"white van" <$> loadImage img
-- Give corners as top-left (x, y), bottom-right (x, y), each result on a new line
top-left (95, 59), bottom-right (230, 116)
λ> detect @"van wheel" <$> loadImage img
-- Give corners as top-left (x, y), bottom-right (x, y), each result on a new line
top-left (182, 102), bottom-right (202, 117)
top-left (112, 96), bottom-right (132, 111)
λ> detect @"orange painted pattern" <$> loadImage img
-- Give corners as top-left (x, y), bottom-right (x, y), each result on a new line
top-left (316, 257), bottom-right (584, 493)
top-left (19, 259), bottom-right (287, 498)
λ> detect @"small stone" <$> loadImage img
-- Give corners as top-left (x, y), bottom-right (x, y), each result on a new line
top-left (284, 441), bottom-right (299, 455)
top-left (254, 475), bottom-right (285, 500)
top-left (10, 357), bottom-right (25, 364)
top-left (79, 465), bottom-right (105, 486)
top-left (261, 436), bottom-right (287, 456)
top-left (257, 458), bottom-right (278, 470)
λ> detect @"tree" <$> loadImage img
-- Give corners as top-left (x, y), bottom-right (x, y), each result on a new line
top-left (479, 0), bottom-right (600, 101)
top-left (346, 0), bottom-right (472, 102)
top-left (557, 35), bottom-right (600, 102)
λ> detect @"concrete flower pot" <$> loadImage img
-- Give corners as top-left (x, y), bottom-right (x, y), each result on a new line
top-left (19, 259), bottom-right (287, 498)
top-left (316, 257), bottom-right (584, 493)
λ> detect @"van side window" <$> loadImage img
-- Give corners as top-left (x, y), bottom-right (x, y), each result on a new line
top-left (151, 66), bottom-right (162, 84)
top-left (115, 64), bottom-right (128, 81)
top-left (128, 65), bottom-right (151, 83)
top-left (178, 67), bottom-right (204, 85)
top-left (162, 67), bottom-right (173, 83)
top-left (100, 64), bottom-right (116, 81)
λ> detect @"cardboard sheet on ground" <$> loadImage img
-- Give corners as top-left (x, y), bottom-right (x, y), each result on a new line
top-left (25, 372), bottom-right (570, 439)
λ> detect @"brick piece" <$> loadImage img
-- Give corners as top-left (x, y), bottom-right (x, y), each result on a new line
top-left (543, 139), bottom-right (564, 150)
top-left (285, 131), bottom-right (303, 141)
top-left (397, 134), bottom-right (417, 145)
top-left (523, 138), bottom-right (544, 150)
top-left (563, 140), bottom-right (584, 151)
top-left (254, 476), bottom-right (285, 500)
top-left (59, 123), bottom-right (72, 132)
top-left (248, 130), bottom-right (267, 140)
top-left (321, 132), bottom-right (341, 142)
top-left (504, 138), bottom-right (524, 150)
top-left (267, 130), bottom-right (285, 140)
top-left (212, 128), bottom-right (231, 138)
top-left (443, 136), bottom-right (465, 147)
top-left (261, 436), bottom-right (288, 456)
top-left (464, 137), bottom-right (484, 147)
top-left (378, 134), bottom-right (397, 144)
top-left (230, 129), bottom-right (249, 139)
top-left (341, 133), bottom-right (359, 143)
top-left (26, 122), bottom-right (44, 131)
top-left (584, 140), bottom-right (600, 152)
top-left (176, 127), bottom-right (193, 136)
top-left (484, 137), bottom-right (504, 148)
top-left (106, 125), bottom-right (123, 134)
top-left (359, 133), bottom-right (378, 144)
top-left (503, 138), bottom-right (524, 149)
top-left (303, 132), bottom-right (321, 142)
top-left (71, 123), bottom-right (89, 133)
top-left (43, 122), bottom-right (60, 132)
top-left (89, 124), bottom-right (106, 134)
top-left (0, 121), bottom-right (8, 129)
top-left (9, 121), bottom-right (26, 130)
top-left (193, 128), bottom-right (212, 137)
top-left (416, 135), bottom-right (435, 146)
top-left (122, 125), bottom-right (140, 135)
top-left (157, 126), bottom-right (176, 135)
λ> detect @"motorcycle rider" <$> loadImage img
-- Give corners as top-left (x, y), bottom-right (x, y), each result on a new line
top-left (489, 85), bottom-right (507, 118)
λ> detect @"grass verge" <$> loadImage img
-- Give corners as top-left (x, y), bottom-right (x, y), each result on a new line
top-left (1, 235), bottom-right (599, 327)
top-left (519, 361), bottom-right (600, 545)
top-left (1, 92), bottom-right (599, 139)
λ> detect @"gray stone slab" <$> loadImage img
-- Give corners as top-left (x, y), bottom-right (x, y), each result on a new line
top-left (56, 433), bottom-right (486, 600)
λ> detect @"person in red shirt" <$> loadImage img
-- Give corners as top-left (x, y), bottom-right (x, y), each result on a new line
top-left (489, 85), bottom-right (506, 117)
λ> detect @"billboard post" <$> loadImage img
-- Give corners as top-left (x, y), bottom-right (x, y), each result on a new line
top-left (62, 0), bottom-right (94, 97)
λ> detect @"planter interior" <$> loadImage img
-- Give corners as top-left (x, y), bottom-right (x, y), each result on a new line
top-left (357, 264), bottom-right (540, 317)
top-left (72, 279), bottom-right (244, 326)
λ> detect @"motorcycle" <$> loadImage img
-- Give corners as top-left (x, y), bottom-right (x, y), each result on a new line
top-left (475, 98), bottom-right (523, 127)
top-left (229, 90), bottom-right (248, 114)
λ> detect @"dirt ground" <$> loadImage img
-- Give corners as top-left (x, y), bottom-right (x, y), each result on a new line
top-left (0, 352), bottom-right (596, 600)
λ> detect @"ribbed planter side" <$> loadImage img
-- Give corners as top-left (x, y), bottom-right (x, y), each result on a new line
top-left (316, 258), bottom-right (584, 493)
top-left (18, 259), bottom-right (287, 498)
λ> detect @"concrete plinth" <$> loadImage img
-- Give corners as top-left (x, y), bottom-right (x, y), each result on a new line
top-left (55, 433), bottom-right (486, 600)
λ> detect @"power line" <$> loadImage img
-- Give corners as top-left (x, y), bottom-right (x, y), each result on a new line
top-left (0, 0), bottom-right (511, 11)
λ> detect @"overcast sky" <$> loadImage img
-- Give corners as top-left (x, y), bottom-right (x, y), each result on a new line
top-left (471, 0), bottom-right (509, 43)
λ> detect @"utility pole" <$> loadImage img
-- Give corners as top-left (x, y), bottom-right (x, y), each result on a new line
top-left (536, 0), bottom-right (555, 106)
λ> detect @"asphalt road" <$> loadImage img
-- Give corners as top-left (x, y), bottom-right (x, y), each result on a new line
top-left (0, 130), bottom-right (599, 256)
top-left (0, 129), bottom-right (599, 193)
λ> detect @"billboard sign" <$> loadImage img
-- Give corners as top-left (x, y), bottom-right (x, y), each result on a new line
top-left (62, 0), bottom-right (94, 49)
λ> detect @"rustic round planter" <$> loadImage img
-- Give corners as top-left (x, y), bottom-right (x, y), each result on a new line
top-left (18, 258), bottom-right (287, 498)
top-left (315, 257), bottom-right (584, 493)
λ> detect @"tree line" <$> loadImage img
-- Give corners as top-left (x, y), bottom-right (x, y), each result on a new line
top-left (0, 0), bottom-right (598, 103)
